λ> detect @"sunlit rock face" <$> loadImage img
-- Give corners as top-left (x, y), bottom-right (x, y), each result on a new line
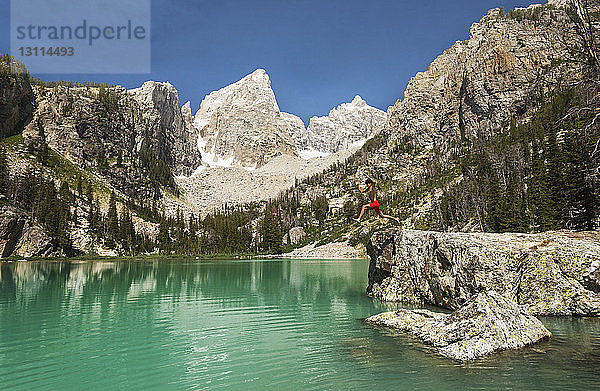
top-left (192, 69), bottom-right (297, 169)
top-left (367, 229), bottom-right (600, 316)
top-left (293, 95), bottom-right (386, 155)
top-left (359, 1), bottom-right (578, 189)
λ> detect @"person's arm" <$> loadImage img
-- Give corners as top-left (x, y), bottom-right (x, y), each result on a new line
top-left (355, 179), bottom-right (366, 193)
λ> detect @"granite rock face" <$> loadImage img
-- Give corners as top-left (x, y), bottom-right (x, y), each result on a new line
top-left (294, 95), bottom-right (386, 154)
top-left (385, 2), bottom-right (573, 153)
top-left (366, 229), bottom-right (600, 316)
top-left (193, 69), bottom-right (297, 168)
top-left (366, 291), bottom-right (552, 361)
top-left (129, 81), bottom-right (202, 176)
top-left (0, 60), bottom-right (34, 140)
top-left (24, 80), bottom-right (202, 202)
top-left (181, 101), bottom-right (194, 131)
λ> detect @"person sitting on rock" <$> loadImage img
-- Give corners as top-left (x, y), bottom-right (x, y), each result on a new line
top-left (353, 177), bottom-right (401, 225)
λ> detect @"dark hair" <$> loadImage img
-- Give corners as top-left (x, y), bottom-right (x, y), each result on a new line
top-left (365, 178), bottom-right (375, 185)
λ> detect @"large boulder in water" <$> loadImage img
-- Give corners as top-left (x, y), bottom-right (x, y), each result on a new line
top-left (366, 291), bottom-right (552, 361)
top-left (366, 229), bottom-right (600, 316)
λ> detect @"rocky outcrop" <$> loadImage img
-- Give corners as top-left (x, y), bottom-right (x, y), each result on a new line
top-left (28, 83), bottom-right (157, 201)
top-left (24, 79), bottom-right (202, 203)
top-left (0, 206), bottom-right (54, 258)
top-left (366, 291), bottom-right (552, 361)
top-left (192, 69), bottom-right (297, 168)
top-left (129, 81), bottom-right (202, 176)
top-left (293, 95), bottom-right (386, 154)
top-left (367, 229), bottom-right (600, 316)
top-left (181, 101), bottom-right (194, 131)
top-left (0, 58), bottom-right (34, 140)
top-left (283, 226), bottom-right (306, 246)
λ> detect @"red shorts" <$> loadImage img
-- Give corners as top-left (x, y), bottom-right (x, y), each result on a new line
top-left (369, 200), bottom-right (381, 213)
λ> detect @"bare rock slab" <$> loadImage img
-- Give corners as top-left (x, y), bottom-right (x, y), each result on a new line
top-left (366, 291), bottom-right (552, 361)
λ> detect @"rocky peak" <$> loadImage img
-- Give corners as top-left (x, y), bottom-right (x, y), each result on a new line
top-left (181, 100), bottom-right (194, 133)
top-left (351, 95), bottom-right (366, 105)
top-left (547, 0), bottom-right (568, 7)
top-left (291, 95), bottom-right (386, 154)
top-left (192, 69), bottom-right (296, 169)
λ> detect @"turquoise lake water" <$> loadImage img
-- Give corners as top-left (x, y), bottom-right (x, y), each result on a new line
top-left (0, 259), bottom-right (599, 390)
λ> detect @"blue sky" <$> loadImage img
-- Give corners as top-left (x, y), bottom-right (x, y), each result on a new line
top-left (1, 0), bottom-right (538, 123)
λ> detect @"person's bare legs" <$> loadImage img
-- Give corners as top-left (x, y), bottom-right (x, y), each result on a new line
top-left (354, 204), bottom-right (371, 222)
top-left (377, 210), bottom-right (401, 225)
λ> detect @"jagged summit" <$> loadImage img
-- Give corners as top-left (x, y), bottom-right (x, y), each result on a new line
top-left (191, 68), bottom-right (296, 169)
top-left (351, 95), bottom-right (366, 105)
top-left (289, 95), bottom-right (386, 155)
top-left (129, 80), bottom-right (176, 95)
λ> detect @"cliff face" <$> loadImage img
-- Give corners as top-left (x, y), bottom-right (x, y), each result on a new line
top-left (0, 206), bottom-right (54, 258)
top-left (384, 2), bottom-right (573, 162)
top-left (366, 229), bottom-right (600, 316)
top-left (129, 81), bottom-right (201, 176)
top-left (352, 1), bottom-right (578, 195)
top-left (23, 80), bottom-right (201, 201)
top-left (0, 60), bottom-right (34, 140)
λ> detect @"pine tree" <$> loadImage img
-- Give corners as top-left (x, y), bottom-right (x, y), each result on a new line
top-left (157, 218), bottom-right (170, 253)
top-left (312, 195), bottom-right (329, 224)
top-left (76, 175), bottom-right (83, 197)
top-left (106, 191), bottom-right (119, 248)
top-left (0, 146), bottom-right (7, 193)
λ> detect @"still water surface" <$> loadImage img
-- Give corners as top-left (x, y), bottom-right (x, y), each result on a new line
top-left (0, 259), bottom-right (599, 390)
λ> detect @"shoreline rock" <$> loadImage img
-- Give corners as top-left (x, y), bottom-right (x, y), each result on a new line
top-left (366, 291), bottom-right (552, 361)
top-left (366, 229), bottom-right (600, 316)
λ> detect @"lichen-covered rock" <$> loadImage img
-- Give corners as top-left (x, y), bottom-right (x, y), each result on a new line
top-left (366, 291), bottom-right (552, 361)
top-left (367, 229), bottom-right (600, 316)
